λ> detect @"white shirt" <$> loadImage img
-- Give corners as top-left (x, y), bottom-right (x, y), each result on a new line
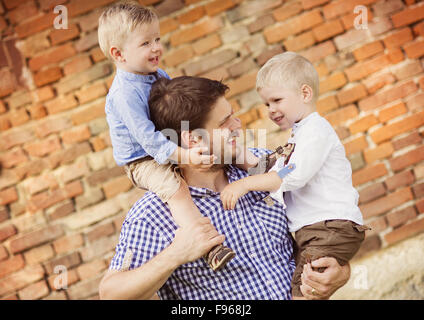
top-left (269, 112), bottom-right (364, 232)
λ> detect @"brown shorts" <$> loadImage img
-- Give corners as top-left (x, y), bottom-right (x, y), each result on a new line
top-left (124, 156), bottom-right (182, 203)
top-left (291, 219), bottom-right (369, 297)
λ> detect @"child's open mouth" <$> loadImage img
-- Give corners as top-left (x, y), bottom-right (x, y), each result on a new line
top-left (149, 56), bottom-right (159, 65)
top-left (273, 115), bottom-right (284, 124)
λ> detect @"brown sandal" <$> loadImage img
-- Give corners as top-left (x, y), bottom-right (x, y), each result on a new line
top-left (204, 244), bottom-right (236, 272)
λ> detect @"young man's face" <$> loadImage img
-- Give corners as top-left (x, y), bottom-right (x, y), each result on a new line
top-left (258, 85), bottom-right (312, 131)
top-left (120, 19), bottom-right (163, 75)
top-left (196, 96), bottom-right (242, 166)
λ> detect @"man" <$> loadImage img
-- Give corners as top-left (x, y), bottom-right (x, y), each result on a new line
top-left (99, 76), bottom-right (350, 300)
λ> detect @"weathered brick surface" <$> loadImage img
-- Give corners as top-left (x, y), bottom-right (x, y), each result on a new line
top-left (0, 0), bottom-right (423, 300)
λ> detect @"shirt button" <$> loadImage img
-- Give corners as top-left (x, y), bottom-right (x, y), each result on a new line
top-left (250, 252), bottom-right (256, 258)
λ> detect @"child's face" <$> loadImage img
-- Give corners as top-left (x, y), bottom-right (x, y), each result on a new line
top-left (120, 19), bottom-right (163, 75)
top-left (258, 85), bottom-right (313, 131)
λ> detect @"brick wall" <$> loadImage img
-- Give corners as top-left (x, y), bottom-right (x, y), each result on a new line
top-left (0, 0), bottom-right (423, 300)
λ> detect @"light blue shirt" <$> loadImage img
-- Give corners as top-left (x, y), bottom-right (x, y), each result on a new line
top-left (105, 68), bottom-right (177, 166)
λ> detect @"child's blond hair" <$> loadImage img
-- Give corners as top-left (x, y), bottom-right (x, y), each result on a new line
top-left (256, 52), bottom-right (320, 103)
top-left (98, 1), bottom-right (157, 60)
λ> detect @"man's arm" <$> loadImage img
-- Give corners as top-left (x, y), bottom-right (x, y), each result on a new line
top-left (299, 257), bottom-right (351, 300)
top-left (99, 217), bottom-right (224, 300)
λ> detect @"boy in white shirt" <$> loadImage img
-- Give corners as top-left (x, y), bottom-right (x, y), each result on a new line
top-left (220, 52), bottom-right (369, 299)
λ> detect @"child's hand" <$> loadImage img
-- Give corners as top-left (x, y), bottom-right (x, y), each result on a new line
top-left (220, 180), bottom-right (248, 210)
top-left (184, 147), bottom-right (217, 171)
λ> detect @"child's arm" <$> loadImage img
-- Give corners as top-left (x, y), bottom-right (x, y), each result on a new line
top-left (234, 148), bottom-right (260, 171)
top-left (221, 164), bottom-right (295, 210)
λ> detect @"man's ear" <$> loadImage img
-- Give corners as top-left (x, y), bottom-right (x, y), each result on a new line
top-left (301, 84), bottom-right (313, 103)
top-left (110, 46), bottom-right (125, 63)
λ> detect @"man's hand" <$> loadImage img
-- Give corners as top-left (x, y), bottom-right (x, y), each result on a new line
top-left (169, 217), bottom-right (225, 266)
top-left (220, 180), bottom-right (248, 210)
top-left (183, 147), bottom-right (216, 171)
top-left (300, 257), bottom-right (350, 300)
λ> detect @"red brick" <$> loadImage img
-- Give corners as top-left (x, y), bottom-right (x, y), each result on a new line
top-left (44, 94), bottom-right (78, 115)
top-left (365, 216), bottom-right (387, 235)
top-left (272, 1), bottom-right (303, 22)
top-left (49, 23), bottom-right (80, 45)
top-left (359, 80), bottom-right (418, 112)
top-left (403, 39), bottom-right (424, 59)
top-left (317, 94), bottom-right (339, 115)
top-left (393, 60), bottom-right (423, 81)
top-left (322, 0), bottom-right (364, 19)
top-left (53, 234), bottom-right (84, 255)
top-left (312, 19), bottom-right (344, 42)
top-left (352, 163), bottom-right (388, 186)
top-left (387, 206), bottom-right (417, 228)
top-left (60, 126), bottom-right (91, 145)
top-left (8, 1), bottom-right (38, 25)
top-left (67, 0), bottom-right (115, 18)
top-left (34, 116), bottom-right (71, 139)
top-left (3, 0), bottom-right (28, 9)
top-left (363, 72), bottom-right (395, 94)
top-left (23, 244), bottom-right (55, 265)
top-left (0, 70), bottom-right (16, 98)
top-left (178, 6), bottom-right (205, 24)
top-left (353, 40), bottom-right (384, 61)
top-left (71, 100), bottom-right (105, 125)
top-left (386, 47), bottom-right (404, 64)
top-left (320, 72), bottom-right (347, 94)
top-left (23, 135), bottom-right (62, 157)
top-left (340, 8), bottom-right (373, 30)
top-left (164, 46), bottom-right (194, 68)
top-left (86, 223), bottom-right (115, 243)
top-left (417, 199), bottom-right (424, 214)
top-left (59, 159), bottom-right (90, 184)
top-left (64, 180), bottom-right (84, 198)
top-left (360, 187), bottom-right (413, 219)
top-left (385, 170), bottom-right (415, 191)
top-left (9, 108), bottom-right (30, 127)
top-left (18, 279), bottom-right (49, 300)
top-left (76, 259), bottom-right (106, 281)
top-left (324, 104), bottom-right (358, 127)
top-left (0, 209), bottom-right (9, 223)
top-left (226, 70), bottom-right (258, 98)
top-left (32, 86), bottom-right (55, 103)
top-left (0, 255), bottom-right (25, 278)
top-left (389, 145), bottom-right (424, 172)
top-left (359, 182), bottom-right (386, 204)
top-left (0, 148), bottom-right (28, 168)
top-left (383, 27), bottom-right (413, 49)
top-left (336, 83), bottom-right (367, 106)
top-left (264, 9), bottom-right (323, 43)
top-left (205, 0), bottom-right (236, 16)
top-left (33, 67), bottom-right (62, 87)
top-left (393, 132), bottom-right (422, 151)
top-left (0, 246), bottom-right (8, 261)
top-left (378, 102), bottom-right (407, 123)
top-left (348, 115), bottom-right (378, 134)
top-left (283, 31), bottom-right (316, 52)
top-left (384, 217), bottom-right (424, 245)
top-left (302, 0), bottom-right (330, 10)
top-left (9, 225), bottom-right (64, 254)
top-left (0, 224), bottom-right (17, 242)
top-left (15, 12), bottom-right (56, 38)
top-left (345, 54), bottom-right (390, 82)
top-left (63, 55), bottom-right (92, 76)
top-left (28, 104), bottom-right (47, 120)
top-left (90, 136), bottom-right (107, 152)
top-left (159, 17), bottom-right (179, 35)
top-left (75, 82), bottom-right (107, 104)
top-left (343, 135), bottom-right (368, 156)
top-left (90, 47), bottom-right (106, 63)
top-left (407, 92), bottom-right (424, 112)
top-left (364, 142), bottom-right (394, 164)
top-left (371, 110), bottom-right (424, 144)
top-left (170, 16), bottom-right (223, 46)
top-left (103, 176), bottom-right (133, 199)
top-left (49, 201), bottom-right (75, 221)
top-left (29, 43), bottom-right (77, 72)
top-left (248, 14), bottom-right (275, 34)
top-left (47, 268), bottom-right (79, 291)
top-left (413, 21), bottom-right (424, 36)
top-left (391, 2), bottom-right (424, 28)
top-left (192, 34), bottom-right (222, 55)
top-left (0, 187), bottom-right (18, 206)
top-left (256, 46), bottom-right (284, 66)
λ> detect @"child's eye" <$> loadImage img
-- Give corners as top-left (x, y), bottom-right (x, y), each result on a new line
top-left (265, 103), bottom-right (270, 107)
top-left (141, 41), bottom-right (149, 46)
top-left (155, 37), bottom-right (161, 42)
top-left (273, 98), bottom-right (282, 103)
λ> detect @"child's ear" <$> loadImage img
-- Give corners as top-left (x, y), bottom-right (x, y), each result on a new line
top-left (181, 131), bottom-right (201, 148)
top-left (110, 46), bottom-right (125, 63)
top-left (301, 84), bottom-right (313, 103)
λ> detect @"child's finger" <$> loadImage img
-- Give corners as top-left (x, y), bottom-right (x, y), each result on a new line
top-left (231, 196), bottom-right (237, 210)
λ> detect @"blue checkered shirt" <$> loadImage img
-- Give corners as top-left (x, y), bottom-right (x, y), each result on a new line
top-left (110, 148), bottom-right (296, 300)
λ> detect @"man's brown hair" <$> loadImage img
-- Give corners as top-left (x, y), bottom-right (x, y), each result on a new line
top-left (149, 76), bottom-right (229, 145)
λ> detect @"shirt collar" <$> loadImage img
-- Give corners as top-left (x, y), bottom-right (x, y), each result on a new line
top-left (292, 111), bottom-right (319, 132)
top-left (116, 68), bottom-right (158, 84)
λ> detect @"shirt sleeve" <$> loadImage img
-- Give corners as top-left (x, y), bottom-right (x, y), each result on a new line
top-left (278, 130), bottom-right (335, 192)
top-left (113, 87), bottom-right (177, 164)
top-left (109, 217), bottom-right (170, 271)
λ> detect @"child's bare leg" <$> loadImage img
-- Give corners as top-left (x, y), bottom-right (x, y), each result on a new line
top-left (167, 180), bottom-right (235, 271)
